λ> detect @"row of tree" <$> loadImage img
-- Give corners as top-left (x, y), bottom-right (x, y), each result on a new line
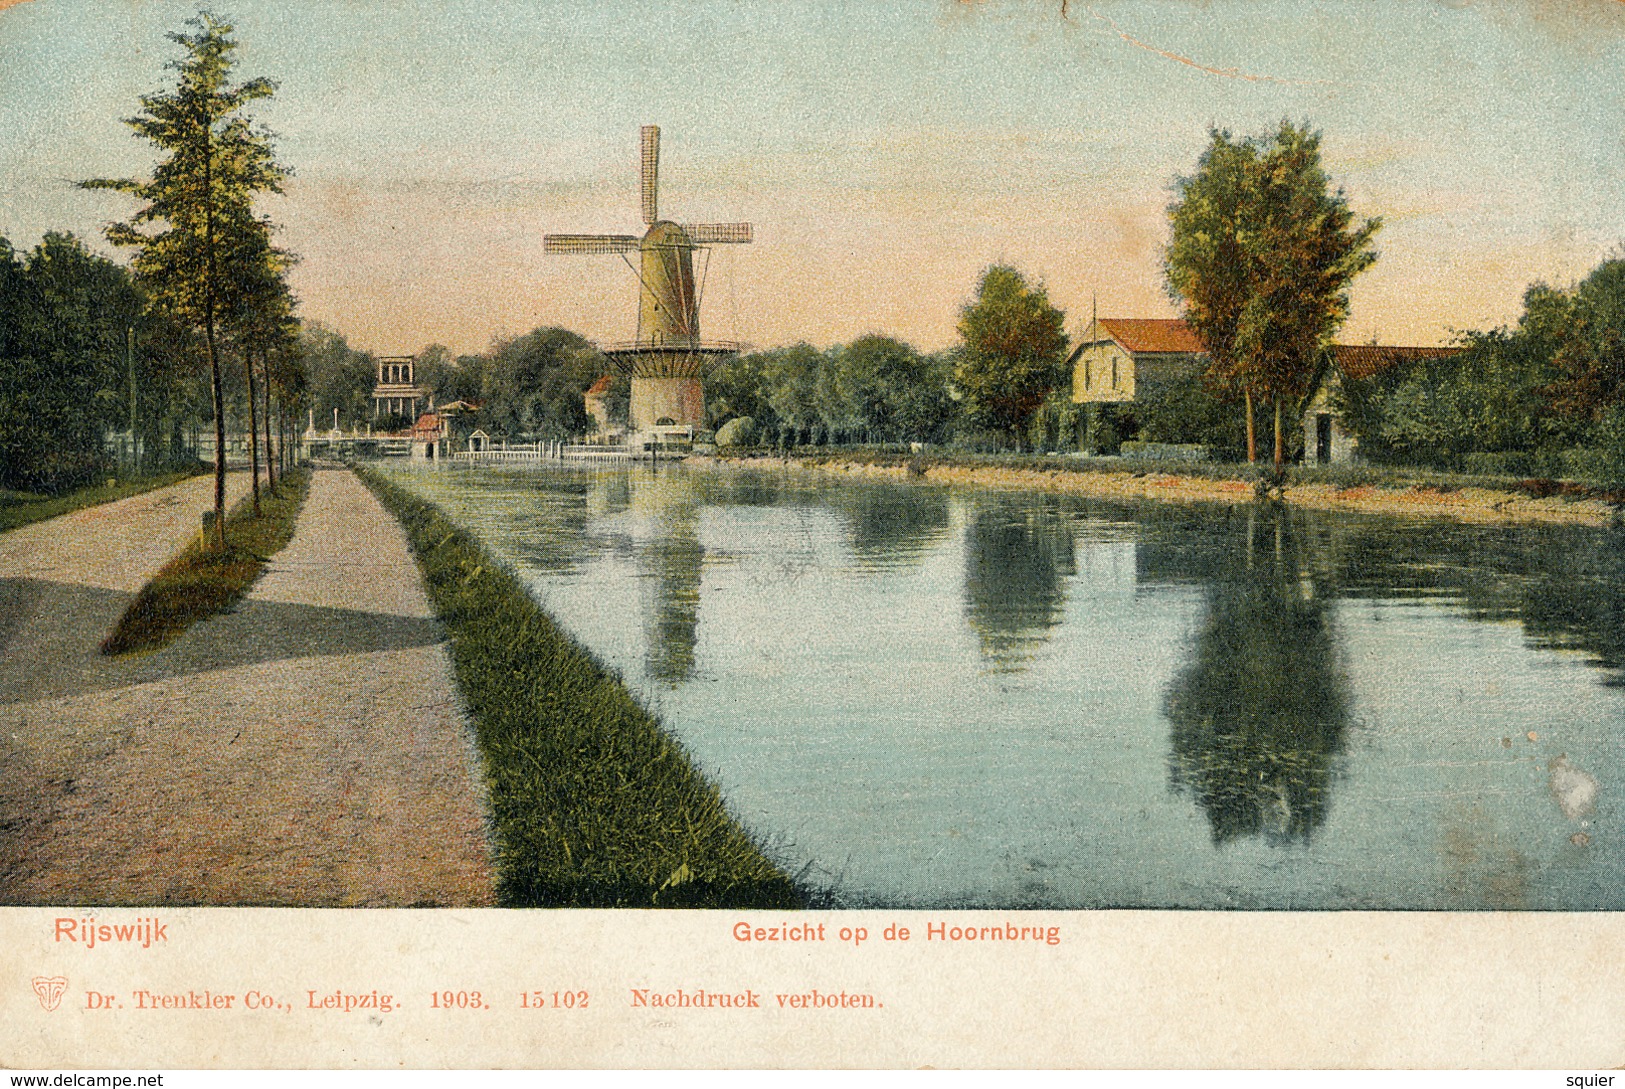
top-left (297, 264), bottom-right (1075, 452)
top-left (76, 12), bottom-right (305, 546)
top-left (1336, 254), bottom-right (1625, 478)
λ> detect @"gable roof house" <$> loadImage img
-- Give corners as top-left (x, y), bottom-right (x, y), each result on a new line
top-left (1304, 344), bottom-right (1461, 464)
top-left (1069, 318), bottom-right (1207, 405)
top-left (583, 376), bottom-right (624, 444)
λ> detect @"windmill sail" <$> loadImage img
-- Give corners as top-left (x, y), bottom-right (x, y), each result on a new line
top-left (683, 223), bottom-right (753, 244)
top-left (641, 124), bottom-right (660, 224)
top-left (543, 234), bottom-right (640, 255)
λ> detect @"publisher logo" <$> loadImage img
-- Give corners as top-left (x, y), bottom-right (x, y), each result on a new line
top-left (32, 976), bottom-right (68, 1012)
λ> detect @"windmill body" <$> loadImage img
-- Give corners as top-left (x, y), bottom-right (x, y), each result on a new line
top-left (545, 126), bottom-right (751, 435)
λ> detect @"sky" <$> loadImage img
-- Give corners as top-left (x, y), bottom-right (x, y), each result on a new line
top-left (1, 0), bottom-right (1623, 357)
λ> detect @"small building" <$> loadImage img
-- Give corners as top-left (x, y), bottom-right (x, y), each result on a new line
top-left (409, 412), bottom-right (447, 460)
top-left (1069, 318), bottom-right (1206, 404)
top-left (409, 400), bottom-right (483, 459)
top-left (583, 376), bottom-right (623, 444)
top-left (372, 355), bottom-right (425, 420)
top-left (1303, 344), bottom-right (1461, 464)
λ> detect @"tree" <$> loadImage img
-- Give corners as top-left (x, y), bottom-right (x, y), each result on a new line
top-left (1545, 257), bottom-right (1625, 422)
top-left (953, 265), bottom-right (1068, 447)
top-left (221, 209), bottom-right (296, 510)
top-left (759, 344), bottom-right (826, 445)
top-left (481, 327), bottom-right (600, 440)
top-left (300, 322), bottom-right (375, 427)
top-left (84, 11), bottom-right (286, 548)
top-left (832, 335), bottom-right (953, 444)
top-left (1166, 123), bottom-right (1380, 468)
top-left (0, 233), bottom-right (142, 492)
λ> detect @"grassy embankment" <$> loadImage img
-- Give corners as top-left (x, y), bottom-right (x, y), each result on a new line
top-left (0, 469), bottom-right (203, 534)
top-left (761, 447), bottom-right (1625, 497)
top-left (356, 465), bottom-right (800, 909)
top-left (100, 467), bottom-right (312, 656)
top-left (700, 448), bottom-right (1624, 525)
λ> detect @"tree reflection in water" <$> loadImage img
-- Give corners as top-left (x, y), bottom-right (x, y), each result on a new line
top-left (1165, 506), bottom-right (1351, 844)
top-left (840, 484), bottom-right (951, 571)
top-left (963, 501), bottom-right (1077, 670)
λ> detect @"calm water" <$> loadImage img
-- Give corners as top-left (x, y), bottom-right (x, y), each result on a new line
top-left (381, 462), bottom-right (1625, 909)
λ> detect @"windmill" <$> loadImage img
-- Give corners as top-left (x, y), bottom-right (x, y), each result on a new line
top-left (544, 125), bottom-right (752, 435)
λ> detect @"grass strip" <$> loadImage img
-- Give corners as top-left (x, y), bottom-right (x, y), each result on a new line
top-left (0, 469), bottom-right (203, 534)
top-left (357, 465), bottom-right (801, 909)
top-left (100, 467), bottom-right (312, 657)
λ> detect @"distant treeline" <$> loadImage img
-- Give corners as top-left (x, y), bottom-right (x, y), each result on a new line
top-left (1337, 254), bottom-right (1625, 479)
top-left (303, 252), bottom-right (1625, 482)
top-left (307, 265), bottom-right (1077, 451)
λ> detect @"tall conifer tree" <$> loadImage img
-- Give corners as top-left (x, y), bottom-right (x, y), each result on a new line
top-left (84, 11), bottom-right (286, 546)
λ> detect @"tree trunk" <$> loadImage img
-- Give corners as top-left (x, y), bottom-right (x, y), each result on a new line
top-left (205, 316), bottom-right (226, 550)
top-left (204, 139), bottom-right (226, 550)
top-left (261, 356), bottom-right (276, 495)
top-left (1273, 395), bottom-right (1284, 471)
top-left (1244, 388), bottom-right (1257, 464)
top-left (245, 346), bottom-right (262, 516)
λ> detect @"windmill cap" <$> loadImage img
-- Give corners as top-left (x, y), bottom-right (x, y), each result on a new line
top-left (642, 221), bottom-right (692, 245)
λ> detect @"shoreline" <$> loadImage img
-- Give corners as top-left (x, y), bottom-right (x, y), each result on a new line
top-left (688, 453), bottom-right (1620, 528)
top-left (356, 465), bottom-right (800, 908)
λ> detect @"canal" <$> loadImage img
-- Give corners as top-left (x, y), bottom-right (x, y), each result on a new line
top-left (378, 462), bottom-right (1625, 910)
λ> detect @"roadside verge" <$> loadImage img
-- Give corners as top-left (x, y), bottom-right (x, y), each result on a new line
top-left (357, 465), bottom-right (800, 909)
top-left (0, 469), bottom-right (203, 534)
top-left (101, 467), bottom-right (312, 656)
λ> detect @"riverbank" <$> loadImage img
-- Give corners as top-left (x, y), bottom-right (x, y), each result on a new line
top-left (358, 466), bottom-right (800, 908)
top-left (691, 452), bottom-right (1620, 527)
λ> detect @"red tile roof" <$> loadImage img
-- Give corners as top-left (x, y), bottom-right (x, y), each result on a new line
top-left (585, 376), bottom-right (614, 397)
top-left (1097, 318), bottom-right (1205, 355)
top-left (1330, 344), bottom-right (1461, 380)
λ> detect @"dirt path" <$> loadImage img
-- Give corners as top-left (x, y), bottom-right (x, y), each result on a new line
top-left (0, 467), bottom-right (495, 906)
top-left (694, 455), bottom-right (1619, 527)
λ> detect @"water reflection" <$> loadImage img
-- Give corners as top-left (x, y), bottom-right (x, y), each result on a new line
top-left (963, 502), bottom-right (1077, 669)
top-left (840, 485), bottom-right (951, 570)
top-left (492, 476), bottom-right (599, 574)
top-left (1333, 520), bottom-right (1625, 685)
top-left (384, 464), bottom-right (1625, 909)
top-left (632, 476), bottom-right (704, 685)
top-left (1164, 507), bottom-right (1351, 844)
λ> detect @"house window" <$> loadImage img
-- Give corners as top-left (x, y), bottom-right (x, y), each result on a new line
top-left (1111, 358), bottom-right (1119, 388)
top-left (1084, 361), bottom-right (1091, 389)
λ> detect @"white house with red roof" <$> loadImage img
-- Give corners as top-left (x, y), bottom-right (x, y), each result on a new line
top-left (1069, 316), bottom-right (1462, 463)
top-left (1068, 317), bottom-right (1206, 405)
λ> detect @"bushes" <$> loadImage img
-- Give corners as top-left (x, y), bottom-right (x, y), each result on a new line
top-left (1462, 451), bottom-right (1533, 477)
top-left (715, 415), bottom-right (758, 448)
top-left (1122, 441), bottom-right (1211, 462)
top-left (1132, 373), bottom-right (1251, 459)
